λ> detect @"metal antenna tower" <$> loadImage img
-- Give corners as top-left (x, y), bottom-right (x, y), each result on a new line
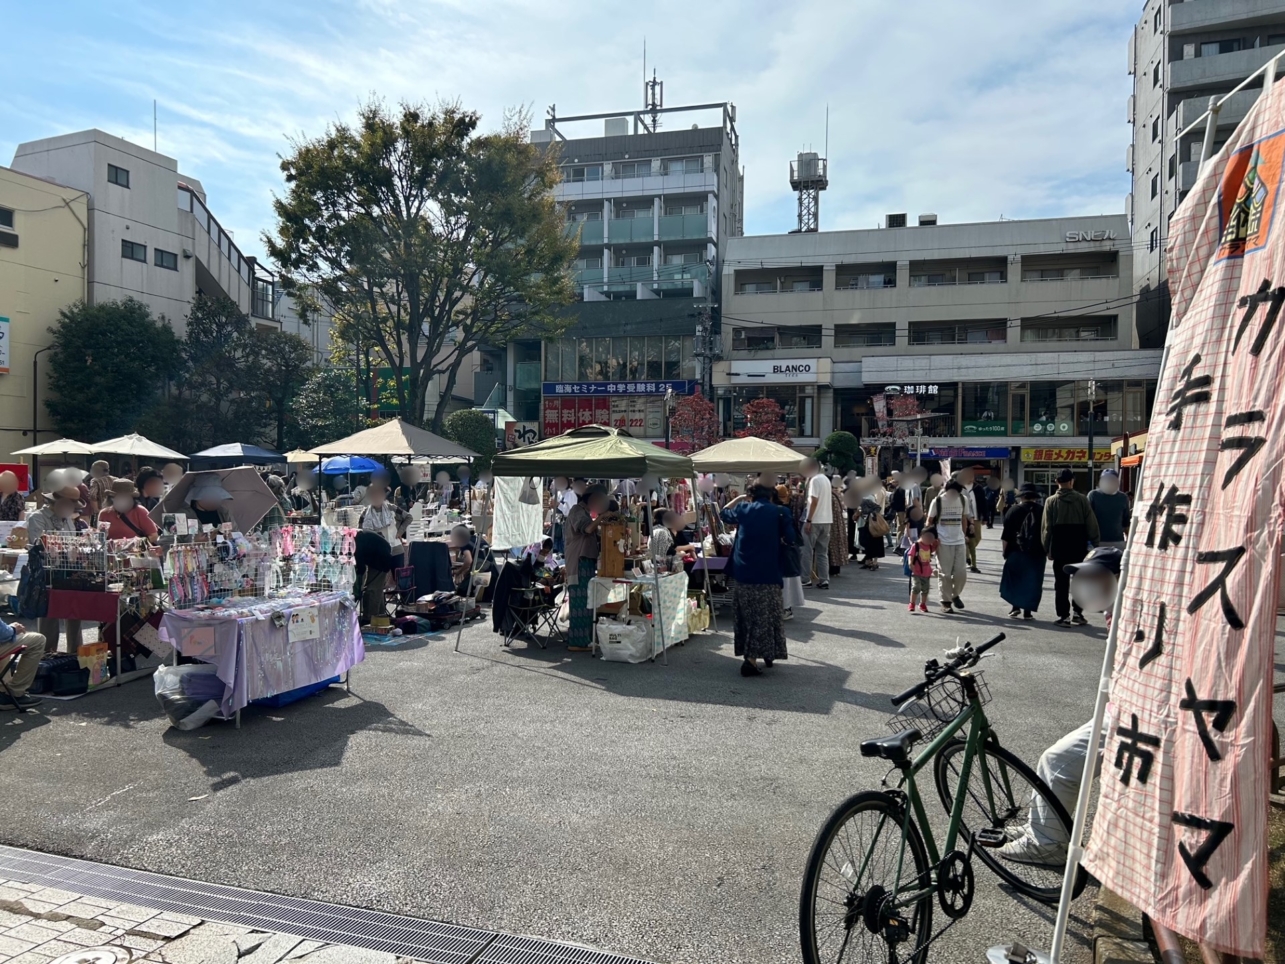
top-left (789, 150), bottom-right (829, 233)
top-left (643, 70), bottom-right (664, 133)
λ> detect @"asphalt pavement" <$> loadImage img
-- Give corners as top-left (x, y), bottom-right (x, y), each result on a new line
top-left (0, 530), bottom-right (1103, 963)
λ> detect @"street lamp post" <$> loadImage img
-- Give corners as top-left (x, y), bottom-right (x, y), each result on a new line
top-left (1085, 378), bottom-right (1098, 488)
top-left (31, 345), bottom-right (52, 482)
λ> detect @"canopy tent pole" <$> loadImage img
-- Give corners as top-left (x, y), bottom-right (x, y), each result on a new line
top-left (455, 484), bottom-right (494, 653)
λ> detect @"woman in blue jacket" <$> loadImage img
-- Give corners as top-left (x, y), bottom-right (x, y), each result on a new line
top-left (721, 469), bottom-right (797, 676)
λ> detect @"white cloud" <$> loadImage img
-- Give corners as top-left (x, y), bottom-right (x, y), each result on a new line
top-left (2, 0), bottom-right (1135, 259)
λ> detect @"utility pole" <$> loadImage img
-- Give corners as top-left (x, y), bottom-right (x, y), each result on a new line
top-left (1085, 378), bottom-right (1098, 489)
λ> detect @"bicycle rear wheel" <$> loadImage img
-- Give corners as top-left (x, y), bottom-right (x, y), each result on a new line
top-left (933, 738), bottom-right (1087, 903)
top-left (799, 790), bottom-right (934, 964)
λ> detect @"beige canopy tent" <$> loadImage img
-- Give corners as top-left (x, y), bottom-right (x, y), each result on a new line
top-left (690, 436), bottom-right (802, 475)
top-left (92, 433), bottom-right (187, 461)
top-left (309, 418), bottom-right (478, 460)
top-left (11, 438), bottom-right (96, 457)
top-left (283, 449), bottom-right (319, 464)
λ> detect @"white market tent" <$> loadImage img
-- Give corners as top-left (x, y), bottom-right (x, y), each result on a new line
top-left (309, 418), bottom-right (478, 460)
top-left (11, 438), bottom-right (96, 457)
top-left (92, 433), bottom-right (187, 461)
top-left (690, 436), bottom-right (803, 475)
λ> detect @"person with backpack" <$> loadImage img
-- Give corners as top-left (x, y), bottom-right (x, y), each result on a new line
top-left (926, 478), bottom-right (973, 614)
top-left (1000, 482), bottom-right (1046, 620)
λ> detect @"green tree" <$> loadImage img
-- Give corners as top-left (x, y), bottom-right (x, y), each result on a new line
top-left (45, 299), bottom-right (181, 441)
top-left (265, 101), bottom-right (578, 434)
top-left (288, 367), bottom-right (368, 450)
top-left (817, 430), bottom-right (862, 475)
top-left (245, 328), bottom-right (314, 451)
top-left (443, 409), bottom-right (496, 471)
top-left (170, 294), bottom-right (265, 449)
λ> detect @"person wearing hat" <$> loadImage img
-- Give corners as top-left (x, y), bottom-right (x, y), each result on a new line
top-left (1087, 468), bottom-right (1130, 550)
top-left (0, 470), bottom-right (25, 522)
top-left (1041, 468), bottom-right (1100, 626)
top-left (26, 477), bottom-right (85, 655)
top-left (564, 484), bottom-right (615, 652)
top-left (85, 460), bottom-right (115, 525)
top-left (999, 482), bottom-right (1046, 620)
top-left (180, 473), bottom-right (235, 528)
top-left (98, 479), bottom-right (159, 543)
top-left (135, 467), bottom-right (165, 511)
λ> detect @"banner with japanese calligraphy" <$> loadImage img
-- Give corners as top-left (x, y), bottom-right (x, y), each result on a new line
top-left (1081, 82), bottom-right (1285, 957)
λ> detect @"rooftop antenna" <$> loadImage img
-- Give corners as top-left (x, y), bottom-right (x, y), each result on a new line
top-left (789, 109), bottom-right (829, 233)
top-left (644, 69), bottom-right (663, 133)
top-left (153, 99), bottom-right (157, 152)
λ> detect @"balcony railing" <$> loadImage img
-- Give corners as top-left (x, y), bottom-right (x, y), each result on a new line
top-left (178, 185), bottom-right (252, 286)
top-left (658, 213), bottom-right (710, 241)
top-left (608, 218), bottom-right (654, 244)
top-left (565, 220), bottom-right (604, 246)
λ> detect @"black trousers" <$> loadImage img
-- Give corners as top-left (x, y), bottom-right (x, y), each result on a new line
top-left (1052, 558), bottom-right (1083, 619)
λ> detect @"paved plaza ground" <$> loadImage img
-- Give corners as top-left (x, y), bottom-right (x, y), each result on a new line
top-left (0, 534), bottom-right (1108, 963)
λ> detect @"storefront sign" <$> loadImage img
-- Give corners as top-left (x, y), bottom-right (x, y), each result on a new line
top-left (728, 359), bottom-right (818, 383)
top-left (882, 383), bottom-right (939, 396)
top-left (915, 447), bottom-right (1011, 459)
top-left (542, 380), bottom-right (696, 396)
top-left (0, 317), bottom-right (9, 375)
top-left (961, 419), bottom-right (1006, 436)
top-left (1021, 447), bottom-right (1112, 462)
top-left (504, 421), bottom-right (539, 449)
top-left (1064, 229), bottom-right (1117, 242)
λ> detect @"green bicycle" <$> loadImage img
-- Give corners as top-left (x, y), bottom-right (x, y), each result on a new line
top-left (799, 633), bottom-right (1087, 964)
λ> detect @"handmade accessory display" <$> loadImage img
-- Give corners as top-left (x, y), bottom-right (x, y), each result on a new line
top-left (266, 524), bottom-right (357, 596)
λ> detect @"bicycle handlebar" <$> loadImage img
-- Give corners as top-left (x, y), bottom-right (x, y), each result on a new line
top-left (890, 633), bottom-right (1005, 707)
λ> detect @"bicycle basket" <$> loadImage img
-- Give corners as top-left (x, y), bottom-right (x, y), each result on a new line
top-left (886, 671), bottom-right (991, 739)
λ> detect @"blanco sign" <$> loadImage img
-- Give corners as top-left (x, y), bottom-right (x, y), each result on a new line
top-left (1065, 229), bottom-right (1117, 242)
top-left (728, 359), bottom-right (819, 383)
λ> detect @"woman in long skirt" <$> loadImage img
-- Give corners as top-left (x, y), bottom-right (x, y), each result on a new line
top-left (857, 497), bottom-right (887, 570)
top-left (721, 470), bottom-right (797, 676)
top-left (999, 483), bottom-right (1046, 619)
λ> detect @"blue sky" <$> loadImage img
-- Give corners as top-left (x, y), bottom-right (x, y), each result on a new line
top-left (3, 0), bottom-right (1137, 262)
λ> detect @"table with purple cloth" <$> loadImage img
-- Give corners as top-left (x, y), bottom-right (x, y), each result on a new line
top-left (159, 591), bottom-right (364, 718)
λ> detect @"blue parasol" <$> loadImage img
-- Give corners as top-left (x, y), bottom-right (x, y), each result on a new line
top-left (320, 455), bottom-right (382, 475)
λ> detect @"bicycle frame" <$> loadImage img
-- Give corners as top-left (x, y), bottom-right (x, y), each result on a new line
top-left (882, 677), bottom-right (1015, 912)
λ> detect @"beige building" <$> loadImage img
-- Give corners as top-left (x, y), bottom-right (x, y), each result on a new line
top-left (0, 166), bottom-right (88, 468)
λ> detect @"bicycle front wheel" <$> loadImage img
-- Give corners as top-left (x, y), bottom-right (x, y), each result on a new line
top-left (933, 738), bottom-right (1086, 903)
top-left (799, 790), bottom-right (934, 964)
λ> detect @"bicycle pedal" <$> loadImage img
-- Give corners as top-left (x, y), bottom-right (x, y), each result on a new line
top-left (975, 827), bottom-right (1008, 849)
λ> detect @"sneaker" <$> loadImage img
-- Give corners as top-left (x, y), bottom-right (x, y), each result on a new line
top-left (919, 603), bottom-right (929, 613)
top-left (940, 602), bottom-right (954, 615)
top-left (952, 596), bottom-right (965, 610)
top-left (783, 608), bottom-right (794, 621)
top-left (1071, 614), bottom-right (1089, 626)
top-left (969, 567), bottom-right (982, 574)
top-left (801, 580), bottom-right (813, 588)
top-left (1007, 606), bottom-right (1021, 617)
top-left (1054, 616), bottom-right (1071, 627)
top-left (998, 834), bottom-right (1067, 868)
top-left (0, 693), bottom-right (42, 711)
top-left (908, 602), bottom-right (916, 612)
top-left (1023, 611), bottom-right (1034, 620)
top-left (817, 581), bottom-right (830, 590)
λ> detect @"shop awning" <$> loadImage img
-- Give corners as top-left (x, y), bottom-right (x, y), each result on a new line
top-left (491, 425), bottom-right (693, 479)
top-left (309, 418), bottom-right (478, 460)
top-left (690, 437), bottom-right (802, 475)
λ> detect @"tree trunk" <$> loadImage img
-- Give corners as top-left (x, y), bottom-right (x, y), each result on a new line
top-left (430, 356), bottom-right (466, 435)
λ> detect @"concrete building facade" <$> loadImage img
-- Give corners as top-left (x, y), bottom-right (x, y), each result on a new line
top-left (509, 99), bottom-right (741, 441)
top-left (720, 213), bottom-right (1156, 487)
top-left (1128, 0), bottom-right (1285, 342)
top-left (0, 166), bottom-right (89, 460)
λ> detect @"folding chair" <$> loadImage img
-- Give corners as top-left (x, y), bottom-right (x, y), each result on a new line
top-left (503, 585), bottom-right (564, 649)
top-left (383, 564), bottom-right (418, 616)
top-left (0, 643), bottom-right (32, 715)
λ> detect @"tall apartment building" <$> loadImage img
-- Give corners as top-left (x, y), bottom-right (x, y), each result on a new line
top-left (720, 213), bottom-right (1158, 489)
top-left (506, 98), bottom-right (742, 441)
top-left (0, 166), bottom-right (89, 459)
top-left (1129, 0), bottom-right (1285, 342)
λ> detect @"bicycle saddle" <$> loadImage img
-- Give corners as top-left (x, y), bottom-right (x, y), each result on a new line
top-left (860, 727), bottom-right (923, 764)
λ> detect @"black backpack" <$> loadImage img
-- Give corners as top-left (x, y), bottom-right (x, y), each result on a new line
top-left (16, 542), bottom-right (49, 619)
top-left (1016, 507), bottom-right (1041, 556)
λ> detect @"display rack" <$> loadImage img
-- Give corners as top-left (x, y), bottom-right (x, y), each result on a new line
top-left (265, 524), bottom-right (357, 596)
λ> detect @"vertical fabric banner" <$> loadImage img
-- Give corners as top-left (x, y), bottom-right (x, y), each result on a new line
top-left (1081, 82), bottom-right (1285, 957)
top-left (0, 317), bottom-right (9, 375)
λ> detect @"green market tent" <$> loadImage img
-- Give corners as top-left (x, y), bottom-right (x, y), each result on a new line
top-left (490, 425), bottom-right (693, 479)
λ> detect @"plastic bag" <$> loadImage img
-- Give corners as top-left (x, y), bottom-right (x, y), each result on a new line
top-left (154, 664), bottom-right (223, 731)
top-left (596, 617), bottom-right (653, 663)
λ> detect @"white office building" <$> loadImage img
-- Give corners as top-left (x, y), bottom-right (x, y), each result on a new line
top-left (719, 212), bottom-right (1158, 487)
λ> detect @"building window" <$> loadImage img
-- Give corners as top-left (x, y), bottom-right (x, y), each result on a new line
top-left (565, 165), bottom-right (602, 182)
top-left (568, 210), bottom-right (601, 222)
top-left (909, 320), bottom-right (1006, 345)
top-left (1200, 39), bottom-right (1242, 57)
top-left (108, 164), bottom-right (130, 188)
top-left (1269, 34), bottom-right (1285, 46)
top-left (543, 335), bottom-right (694, 383)
top-left (1151, 173), bottom-right (1159, 199)
top-left (614, 254), bottom-right (651, 267)
top-left (1152, 116), bottom-right (1159, 142)
top-left (663, 252), bottom-right (700, 266)
top-left (739, 281), bottom-right (777, 294)
top-left (0, 207), bottom-right (12, 230)
top-left (121, 239), bottom-right (146, 262)
top-left (966, 270), bottom-right (1004, 284)
top-left (835, 324), bottom-right (895, 347)
top-left (664, 202), bottom-right (706, 216)
top-left (614, 160), bottom-right (650, 178)
top-left (1153, 8), bottom-right (1161, 32)
top-left (791, 279), bottom-right (822, 292)
top-left (727, 386), bottom-right (815, 438)
top-left (252, 278), bottom-right (275, 319)
top-left (154, 248), bottom-right (178, 271)
top-left (779, 325), bottom-right (823, 348)
top-left (1149, 226), bottom-right (1159, 251)
top-left (961, 382), bottom-right (1009, 436)
top-left (1168, 153), bottom-right (1177, 179)
top-left (1152, 61), bottom-right (1161, 87)
top-left (1021, 316), bottom-right (1118, 343)
top-left (662, 157), bottom-right (703, 175)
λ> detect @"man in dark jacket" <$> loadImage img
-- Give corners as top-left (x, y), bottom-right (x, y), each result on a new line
top-left (1041, 469), bottom-right (1101, 626)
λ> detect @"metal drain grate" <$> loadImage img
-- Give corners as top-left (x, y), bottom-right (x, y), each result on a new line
top-left (0, 845), bottom-right (656, 964)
